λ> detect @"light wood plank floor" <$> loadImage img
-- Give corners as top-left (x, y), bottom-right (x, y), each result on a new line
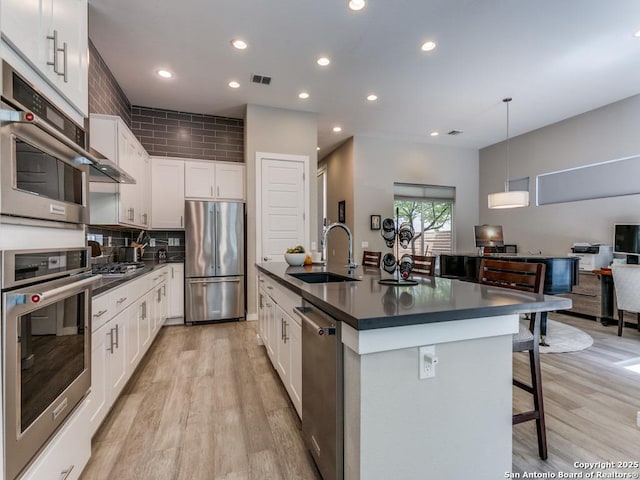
top-left (82, 315), bottom-right (640, 479)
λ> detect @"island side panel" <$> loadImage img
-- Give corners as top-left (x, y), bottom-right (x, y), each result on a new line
top-left (343, 334), bottom-right (513, 480)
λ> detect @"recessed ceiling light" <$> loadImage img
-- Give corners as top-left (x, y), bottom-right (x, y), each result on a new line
top-left (157, 69), bottom-right (173, 79)
top-left (298, 92), bottom-right (310, 99)
top-left (101, 167), bottom-right (108, 171)
top-left (333, 126), bottom-right (342, 133)
top-left (317, 57), bottom-right (330, 66)
top-left (317, 147), bottom-right (320, 151)
top-left (634, 30), bottom-right (640, 38)
top-left (367, 94), bottom-right (378, 101)
top-left (430, 131), bottom-right (439, 137)
top-left (421, 41), bottom-right (437, 52)
top-left (231, 38), bottom-right (247, 50)
top-left (228, 81), bottom-right (240, 89)
top-left (348, 0), bottom-right (366, 11)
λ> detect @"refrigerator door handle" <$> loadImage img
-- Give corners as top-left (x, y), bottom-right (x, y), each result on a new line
top-left (187, 278), bottom-right (241, 284)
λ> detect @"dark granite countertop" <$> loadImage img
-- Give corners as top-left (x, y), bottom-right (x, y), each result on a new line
top-left (256, 262), bottom-right (572, 331)
top-left (92, 260), bottom-right (182, 296)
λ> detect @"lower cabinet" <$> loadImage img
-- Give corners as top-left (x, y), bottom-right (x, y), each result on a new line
top-left (560, 271), bottom-right (603, 319)
top-left (166, 263), bottom-right (184, 323)
top-left (88, 266), bottom-right (169, 437)
top-left (257, 275), bottom-right (302, 417)
top-left (20, 399), bottom-right (92, 480)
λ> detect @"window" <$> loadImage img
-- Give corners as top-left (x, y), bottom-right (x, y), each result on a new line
top-left (393, 183), bottom-right (455, 256)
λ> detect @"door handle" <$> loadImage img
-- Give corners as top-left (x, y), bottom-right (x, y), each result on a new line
top-left (114, 323), bottom-right (119, 348)
top-left (263, 257), bottom-right (269, 261)
top-left (107, 329), bottom-right (114, 353)
top-left (59, 465), bottom-right (75, 480)
top-left (46, 30), bottom-right (60, 74)
top-left (93, 309), bottom-right (108, 318)
top-left (188, 278), bottom-right (241, 284)
top-left (60, 41), bottom-right (68, 82)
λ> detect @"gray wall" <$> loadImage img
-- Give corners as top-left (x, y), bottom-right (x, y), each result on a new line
top-left (245, 104), bottom-right (318, 317)
top-left (479, 94), bottom-right (640, 255)
top-left (352, 136), bottom-right (480, 260)
top-left (323, 139), bottom-right (355, 265)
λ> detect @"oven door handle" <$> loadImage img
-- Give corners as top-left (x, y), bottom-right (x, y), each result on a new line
top-left (24, 275), bottom-right (99, 304)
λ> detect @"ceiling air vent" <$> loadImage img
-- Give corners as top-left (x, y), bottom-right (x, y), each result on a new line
top-left (251, 74), bottom-right (272, 85)
top-left (447, 130), bottom-right (463, 136)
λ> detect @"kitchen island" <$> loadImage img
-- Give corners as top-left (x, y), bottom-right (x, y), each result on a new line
top-left (256, 262), bottom-right (571, 480)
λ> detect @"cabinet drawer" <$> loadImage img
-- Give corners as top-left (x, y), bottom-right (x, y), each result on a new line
top-left (572, 272), bottom-right (600, 296)
top-left (20, 399), bottom-right (91, 480)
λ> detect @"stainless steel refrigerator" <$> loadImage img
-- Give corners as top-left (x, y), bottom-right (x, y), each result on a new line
top-left (184, 200), bottom-right (245, 324)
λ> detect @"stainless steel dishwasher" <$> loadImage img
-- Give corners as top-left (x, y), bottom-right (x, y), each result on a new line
top-left (294, 300), bottom-right (343, 480)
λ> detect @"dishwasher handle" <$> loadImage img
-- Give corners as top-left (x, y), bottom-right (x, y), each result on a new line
top-left (294, 306), bottom-right (336, 336)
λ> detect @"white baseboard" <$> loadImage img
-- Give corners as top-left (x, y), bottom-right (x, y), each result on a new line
top-left (246, 313), bottom-right (258, 321)
top-left (164, 317), bottom-right (184, 326)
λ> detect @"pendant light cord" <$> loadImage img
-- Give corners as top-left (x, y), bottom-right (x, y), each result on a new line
top-left (503, 97), bottom-right (512, 192)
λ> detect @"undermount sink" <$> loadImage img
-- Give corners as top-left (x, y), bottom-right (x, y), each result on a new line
top-left (289, 272), bottom-right (360, 284)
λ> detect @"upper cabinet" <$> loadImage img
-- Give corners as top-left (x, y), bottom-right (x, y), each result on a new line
top-left (0, 0), bottom-right (89, 117)
top-left (151, 158), bottom-right (245, 229)
top-left (89, 114), bottom-right (150, 228)
top-left (151, 157), bottom-right (185, 229)
top-left (185, 160), bottom-right (245, 201)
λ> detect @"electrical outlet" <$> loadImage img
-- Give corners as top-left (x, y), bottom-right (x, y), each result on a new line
top-left (362, 241), bottom-right (369, 248)
top-left (419, 345), bottom-right (438, 379)
top-left (149, 238), bottom-right (156, 247)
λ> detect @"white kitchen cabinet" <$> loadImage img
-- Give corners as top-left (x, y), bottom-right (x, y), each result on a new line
top-left (167, 263), bottom-right (184, 322)
top-left (185, 160), bottom-right (245, 201)
top-left (89, 114), bottom-right (149, 228)
top-left (215, 163), bottom-right (245, 200)
top-left (288, 316), bottom-right (302, 414)
top-left (257, 274), bottom-right (302, 417)
top-left (185, 160), bottom-right (216, 199)
top-left (89, 266), bottom-right (169, 436)
top-left (20, 399), bottom-right (91, 480)
top-left (151, 157), bottom-right (185, 229)
top-left (0, 0), bottom-right (88, 117)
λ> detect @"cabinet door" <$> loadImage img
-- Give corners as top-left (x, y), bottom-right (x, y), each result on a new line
top-left (139, 294), bottom-right (152, 353)
top-left (89, 322), bottom-right (109, 436)
top-left (185, 161), bottom-right (215, 198)
top-left (265, 297), bottom-right (276, 361)
top-left (0, 0), bottom-right (48, 69)
top-left (151, 158), bottom-right (185, 229)
top-left (258, 288), bottom-right (268, 346)
top-left (275, 305), bottom-right (290, 382)
top-left (108, 317), bottom-right (127, 400)
top-left (118, 128), bottom-right (139, 226)
top-left (168, 264), bottom-right (184, 318)
top-left (137, 147), bottom-right (151, 228)
top-left (288, 317), bottom-right (302, 417)
top-left (215, 163), bottom-right (245, 200)
top-left (125, 302), bottom-right (139, 371)
top-left (49, 0), bottom-right (88, 116)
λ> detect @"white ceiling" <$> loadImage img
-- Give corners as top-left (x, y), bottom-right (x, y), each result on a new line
top-left (88, 0), bottom-right (640, 155)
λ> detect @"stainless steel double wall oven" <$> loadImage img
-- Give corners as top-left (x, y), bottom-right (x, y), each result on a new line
top-left (1, 248), bottom-right (93, 480)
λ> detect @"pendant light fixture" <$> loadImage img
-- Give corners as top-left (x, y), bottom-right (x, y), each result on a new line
top-left (487, 97), bottom-right (530, 209)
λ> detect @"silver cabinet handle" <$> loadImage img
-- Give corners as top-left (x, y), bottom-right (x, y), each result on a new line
top-left (46, 30), bottom-right (60, 74)
top-left (93, 309), bottom-right (108, 318)
top-left (163, 284), bottom-right (166, 296)
top-left (107, 329), bottom-right (114, 353)
top-left (61, 41), bottom-right (68, 82)
top-left (263, 256), bottom-right (269, 261)
top-left (283, 320), bottom-right (289, 343)
top-left (180, 215), bottom-right (183, 227)
top-left (266, 285), bottom-right (273, 290)
top-left (59, 465), bottom-right (74, 480)
top-left (117, 297), bottom-right (128, 304)
top-left (281, 318), bottom-right (285, 340)
top-left (171, 267), bottom-right (174, 279)
top-left (114, 323), bottom-right (119, 348)
top-left (210, 185), bottom-right (214, 197)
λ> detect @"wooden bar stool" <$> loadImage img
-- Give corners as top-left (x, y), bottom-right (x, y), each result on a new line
top-left (361, 250), bottom-right (382, 268)
top-left (478, 259), bottom-right (548, 460)
top-left (411, 255), bottom-right (435, 276)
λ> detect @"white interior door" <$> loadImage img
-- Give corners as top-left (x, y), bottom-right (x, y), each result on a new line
top-left (260, 156), bottom-right (307, 263)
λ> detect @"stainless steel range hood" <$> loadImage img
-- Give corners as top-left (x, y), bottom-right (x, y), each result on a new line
top-left (79, 146), bottom-right (136, 184)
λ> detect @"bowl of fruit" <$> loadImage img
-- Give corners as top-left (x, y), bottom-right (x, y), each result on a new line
top-left (284, 245), bottom-right (307, 266)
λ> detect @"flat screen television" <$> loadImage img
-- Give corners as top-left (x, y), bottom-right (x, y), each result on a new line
top-left (613, 223), bottom-right (640, 256)
top-left (474, 225), bottom-right (505, 247)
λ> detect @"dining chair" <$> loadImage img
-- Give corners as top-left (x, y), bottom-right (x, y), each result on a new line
top-left (610, 264), bottom-right (640, 336)
top-left (411, 255), bottom-right (435, 276)
top-left (361, 250), bottom-right (382, 268)
top-left (478, 258), bottom-right (548, 460)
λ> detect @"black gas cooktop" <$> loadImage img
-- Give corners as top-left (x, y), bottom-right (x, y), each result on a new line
top-left (91, 262), bottom-right (145, 277)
